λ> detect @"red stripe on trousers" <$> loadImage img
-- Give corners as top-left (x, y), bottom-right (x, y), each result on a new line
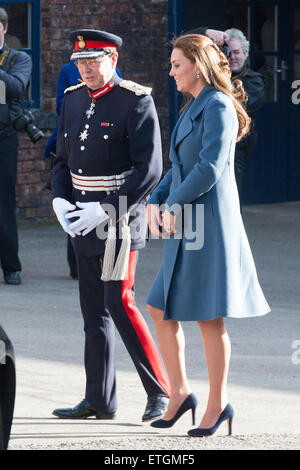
top-left (121, 251), bottom-right (170, 397)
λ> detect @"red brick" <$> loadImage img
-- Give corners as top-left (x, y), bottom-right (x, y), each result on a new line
top-left (18, 161), bottom-right (34, 173)
top-left (33, 160), bottom-right (47, 171)
top-left (24, 208), bottom-right (37, 218)
top-left (17, 173), bottom-right (41, 185)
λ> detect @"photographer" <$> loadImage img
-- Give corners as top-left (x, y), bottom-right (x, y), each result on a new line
top-left (223, 28), bottom-right (265, 199)
top-left (0, 8), bottom-right (32, 285)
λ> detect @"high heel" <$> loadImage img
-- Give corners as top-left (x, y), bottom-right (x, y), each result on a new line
top-left (151, 393), bottom-right (198, 429)
top-left (187, 403), bottom-right (234, 437)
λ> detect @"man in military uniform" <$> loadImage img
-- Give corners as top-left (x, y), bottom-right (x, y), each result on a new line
top-left (51, 29), bottom-right (170, 421)
top-left (0, 8), bottom-right (32, 285)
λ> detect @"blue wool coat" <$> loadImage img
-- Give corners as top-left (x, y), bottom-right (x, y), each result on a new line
top-left (147, 85), bottom-right (270, 321)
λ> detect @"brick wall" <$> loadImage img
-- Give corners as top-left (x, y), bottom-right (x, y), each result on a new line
top-left (16, 137), bottom-right (52, 219)
top-left (17, 0), bottom-right (169, 221)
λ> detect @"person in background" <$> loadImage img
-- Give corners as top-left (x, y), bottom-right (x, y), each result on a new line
top-left (0, 7), bottom-right (32, 285)
top-left (44, 60), bottom-right (81, 279)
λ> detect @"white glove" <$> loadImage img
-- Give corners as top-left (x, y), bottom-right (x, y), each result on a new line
top-left (52, 197), bottom-right (76, 237)
top-left (65, 201), bottom-right (109, 236)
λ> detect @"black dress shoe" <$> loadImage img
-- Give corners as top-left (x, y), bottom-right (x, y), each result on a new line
top-left (142, 395), bottom-right (169, 422)
top-left (52, 398), bottom-right (116, 419)
top-left (4, 271), bottom-right (21, 285)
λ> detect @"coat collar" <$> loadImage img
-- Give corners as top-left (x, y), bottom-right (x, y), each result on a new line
top-left (170, 99), bottom-right (193, 162)
top-left (188, 85), bottom-right (216, 120)
top-left (173, 86), bottom-right (216, 151)
top-left (87, 71), bottom-right (121, 100)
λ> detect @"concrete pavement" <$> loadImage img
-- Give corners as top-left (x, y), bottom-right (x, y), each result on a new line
top-left (1, 202), bottom-right (300, 450)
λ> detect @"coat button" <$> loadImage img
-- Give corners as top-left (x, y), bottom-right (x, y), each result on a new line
top-left (81, 191), bottom-right (86, 195)
top-left (78, 169), bottom-right (83, 174)
top-left (64, 133), bottom-right (68, 138)
top-left (103, 135), bottom-right (109, 140)
top-left (85, 124), bottom-right (89, 129)
top-left (80, 146), bottom-right (85, 151)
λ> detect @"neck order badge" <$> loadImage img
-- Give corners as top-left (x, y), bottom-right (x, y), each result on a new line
top-left (85, 82), bottom-right (115, 119)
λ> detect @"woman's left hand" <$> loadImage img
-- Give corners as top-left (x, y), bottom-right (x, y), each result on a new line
top-left (162, 210), bottom-right (177, 234)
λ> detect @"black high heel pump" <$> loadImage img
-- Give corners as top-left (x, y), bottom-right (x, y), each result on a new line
top-left (151, 393), bottom-right (198, 429)
top-left (187, 403), bottom-right (234, 437)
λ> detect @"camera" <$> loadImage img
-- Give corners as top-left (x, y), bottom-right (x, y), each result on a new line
top-left (221, 44), bottom-right (232, 59)
top-left (9, 99), bottom-right (44, 143)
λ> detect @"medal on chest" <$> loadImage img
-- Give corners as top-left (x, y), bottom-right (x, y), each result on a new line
top-left (84, 82), bottom-right (114, 121)
top-left (85, 101), bottom-right (95, 119)
top-left (79, 126), bottom-right (89, 141)
top-left (80, 81), bottom-right (115, 143)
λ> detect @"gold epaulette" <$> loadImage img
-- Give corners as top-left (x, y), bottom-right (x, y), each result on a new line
top-left (119, 80), bottom-right (152, 96)
top-left (64, 82), bottom-right (86, 94)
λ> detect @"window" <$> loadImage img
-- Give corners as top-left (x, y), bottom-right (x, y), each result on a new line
top-left (0, 1), bottom-right (40, 107)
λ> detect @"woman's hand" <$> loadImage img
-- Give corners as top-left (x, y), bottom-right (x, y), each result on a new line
top-left (147, 204), bottom-right (163, 237)
top-left (162, 210), bottom-right (177, 235)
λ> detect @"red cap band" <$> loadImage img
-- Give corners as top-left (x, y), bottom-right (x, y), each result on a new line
top-left (74, 40), bottom-right (117, 50)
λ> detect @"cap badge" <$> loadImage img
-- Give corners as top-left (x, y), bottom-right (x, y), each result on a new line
top-left (77, 35), bottom-right (86, 49)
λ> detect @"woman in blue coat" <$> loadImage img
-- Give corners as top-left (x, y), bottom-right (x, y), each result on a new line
top-left (146, 34), bottom-right (270, 436)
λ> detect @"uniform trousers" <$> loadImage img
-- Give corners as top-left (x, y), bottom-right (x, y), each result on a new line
top-left (76, 249), bottom-right (170, 413)
top-left (0, 134), bottom-right (22, 274)
top-left (67, 234), bottom-right (78, 278)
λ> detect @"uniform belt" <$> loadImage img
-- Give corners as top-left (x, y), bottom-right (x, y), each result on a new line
top-left (70, 169), bottom-right (134, 193)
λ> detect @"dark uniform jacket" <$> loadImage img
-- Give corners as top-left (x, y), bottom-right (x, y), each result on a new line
top-left (52, 72), bottom-right (163, 256)
top-left (0, 45), bottom-right (32, 139)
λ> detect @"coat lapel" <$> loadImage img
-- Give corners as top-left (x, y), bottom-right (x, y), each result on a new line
top-left (170, 99), bottom-right (194, 163)
top-left (174, 114), bottom-right (193, 149)
top-left (173, 86), bottom-right (216, 151)
top-left (170, 86), bottom-right (216, 161)
top-left (188, 85), bottom-right (216, 120)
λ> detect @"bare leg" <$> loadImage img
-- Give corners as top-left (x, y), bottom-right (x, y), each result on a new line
top-left (197, 317), bottom-right (231, 428)
top-left (147, 305), bottom-right (192, 420)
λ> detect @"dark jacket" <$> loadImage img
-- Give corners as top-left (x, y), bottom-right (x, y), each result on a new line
top-left (52, 72), bottom-right (163, 256)
top-left (0, 45), bottom-right (32, 139)
top-left (233, 65), bottom-right (265, 162)
top-left (44, 61), bottom-right (122, 158)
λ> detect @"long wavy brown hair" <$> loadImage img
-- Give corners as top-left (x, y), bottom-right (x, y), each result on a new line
top-left (172, 34), bottom-right (251, 142)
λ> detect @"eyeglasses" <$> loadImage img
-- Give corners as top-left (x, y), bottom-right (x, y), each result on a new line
top-left (74, 54), bottom-right (112, 68)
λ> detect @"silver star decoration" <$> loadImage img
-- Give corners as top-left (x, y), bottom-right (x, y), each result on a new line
top-left (79, 129), bottom-right (89, 141)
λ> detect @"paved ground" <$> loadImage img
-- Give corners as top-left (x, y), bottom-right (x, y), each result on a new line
top-left (1, 202), bottom-right (300, 451)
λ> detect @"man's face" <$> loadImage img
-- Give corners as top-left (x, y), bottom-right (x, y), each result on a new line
top-left (0, 21), bottom-right (7, 47)
top-left (227, 39), bottom-right (248, 72)
top-left (76, 51), bottom-right (118, 90)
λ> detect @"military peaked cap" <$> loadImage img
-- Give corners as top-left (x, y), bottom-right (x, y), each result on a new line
top-left (70, 29), bottom-right (123, 60)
